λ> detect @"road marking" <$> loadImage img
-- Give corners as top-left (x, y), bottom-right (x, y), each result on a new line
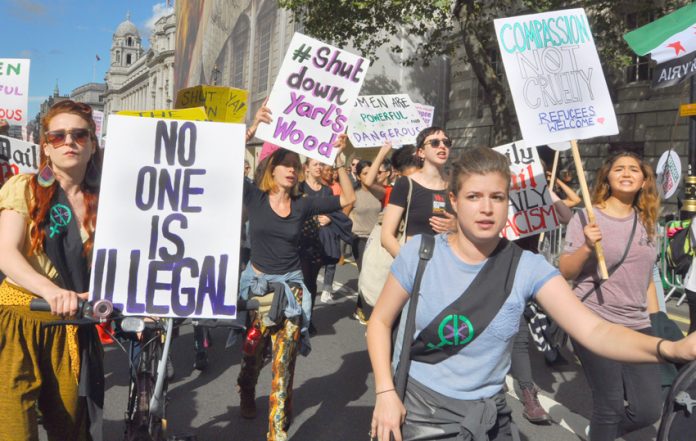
top-left (668, 313), bottom-right (690, 325)
top-left (505, 375), bottom-right (589, 441)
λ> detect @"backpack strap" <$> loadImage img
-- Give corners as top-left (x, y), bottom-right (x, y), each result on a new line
top-left (394, 234), bottom-right (435, 401)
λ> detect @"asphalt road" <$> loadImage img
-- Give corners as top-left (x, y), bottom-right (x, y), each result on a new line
top-left (40, 261), bottom-right (691, 441)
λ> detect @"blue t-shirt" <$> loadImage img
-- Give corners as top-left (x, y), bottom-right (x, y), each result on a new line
top-left (391, 234), bottom-right (559, 400)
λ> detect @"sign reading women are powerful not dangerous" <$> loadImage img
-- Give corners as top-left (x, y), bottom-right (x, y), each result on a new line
top-left (255, 33), bottom-right (369, 165)
top-left (90, 115), bottom-right (244, 319)
top-left (347, 94), bottom-right (424, 148)
top-left (0, 59), bottom-right (30, 126)
top-left (494, 9), bottom-right (618, 146)
top-left (493, 141), bottom-right (560, 240)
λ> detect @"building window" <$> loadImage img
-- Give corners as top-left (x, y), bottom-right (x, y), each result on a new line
top-left (115, 51), bottom-right (121, 63)
top-left (127, 37), bottom-right (132, 46)
top-left (126, 54), bottom-right (132, 65)
top-left (233, 16), bottom-right (250, 89)
top-left (255, 2), bottom-right (276, 94)
top-left (625, 11), bottom-right (655, 83)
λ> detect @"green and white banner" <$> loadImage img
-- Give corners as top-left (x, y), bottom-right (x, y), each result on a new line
top-left (624, 3), bottom-right (696, 89)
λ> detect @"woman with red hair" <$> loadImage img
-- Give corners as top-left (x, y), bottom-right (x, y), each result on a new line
top-left (0, 100), bottom-right (103, 440)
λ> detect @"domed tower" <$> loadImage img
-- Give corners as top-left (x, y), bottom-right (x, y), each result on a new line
top-left (110, 12), bottom-right (143, 68)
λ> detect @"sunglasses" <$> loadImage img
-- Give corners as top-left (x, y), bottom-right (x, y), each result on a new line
top-left (45, 128), bottom-right (91, 147)
top-left (425, 138), bottom-right (452, 148)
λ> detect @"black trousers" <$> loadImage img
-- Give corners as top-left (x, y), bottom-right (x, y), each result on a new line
top-left (572, 327), bottom-right (661, 441)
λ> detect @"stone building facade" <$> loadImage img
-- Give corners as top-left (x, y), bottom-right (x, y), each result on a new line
top-left (70, 82), bottom-right (106, 112)
top-left (102, 12), bottom-right (176, 132)
top-left (174, 0), bottom-right (448, 142)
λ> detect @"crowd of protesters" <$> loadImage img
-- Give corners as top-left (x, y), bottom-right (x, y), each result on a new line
top-left (3, 99), bottom-right (696, 441)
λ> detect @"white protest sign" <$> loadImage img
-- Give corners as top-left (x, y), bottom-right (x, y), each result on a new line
top-left (256, 32), bottom-right (369, 165)
top-left (493, 140), bottom-right (560, 240)
top-left (0, 135), bottom-right (39, 185)
top-left (656, 149), bottom-right (681, 199)
top-left (90, 115), bottom-right (244, 318)
top-left (0, 59), bottom-right (30, 126)
top-left (414, 103), bottom-right (435, 127)
top-left (92, 110), bottom-right (105, 148)
top-left (347, 94), bottom-right (424, 148)
top-left (548, 141), bottom-right (572, 151)
top-left (494, 9), bottom-right (618, 146)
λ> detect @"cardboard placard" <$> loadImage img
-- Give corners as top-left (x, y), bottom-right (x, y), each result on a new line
top-left (414, 103), bottom-right (435, 127)
top-left (175, 86), bottom-right (248, 123)
top-left (656, 149), bottom-right (681, 199)
top-left (0, 135), bottom-right (39, 185)
top-left (117, 107), bottom-right (208, 121)
top-left (255, 32), bottom-right (369, 165)
top-left (90, 115), bottom-right (245, 318)
top-left (0, 59), bottom-right (30, 126)
top-left (493, 140), bottom-right (560, 240)
top-left (347, 94), bottom-right (424, 148)
top-left (494, 9), bottom-right (618, 146)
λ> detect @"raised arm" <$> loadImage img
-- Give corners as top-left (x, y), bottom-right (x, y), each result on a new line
top-left (0, 209), bottom-right (85, 316)
top-left (333, 134), bottom-right (356, 208)
top-left (246, 101), bottom-right (272, 143)
top-left (363, 141), bottom-right (393, 200)
top-left (555, 178), bottom-right (581, 208)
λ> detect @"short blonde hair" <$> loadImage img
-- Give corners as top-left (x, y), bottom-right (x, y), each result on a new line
top-left (449, 147), bottom-right (511, 196)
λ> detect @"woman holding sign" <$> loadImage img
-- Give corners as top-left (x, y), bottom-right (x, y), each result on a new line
top-left (367, 147), bottom-right (696, 441)
top-left (0, 100), bottom-right (102, 440)
top-left (559, 152), bottom-right (662, 441)
top-left (238, 109), bottom-right (355, 441)
top-left (381, 127), bottom-right (456, 258)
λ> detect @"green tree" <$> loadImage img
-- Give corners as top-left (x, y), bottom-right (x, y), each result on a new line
top-left (280, 0), bottom-right (690, 144)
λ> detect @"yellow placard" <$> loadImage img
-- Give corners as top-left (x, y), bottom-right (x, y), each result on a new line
top-left (174, 85), bottom-right (249, 123)
top-left (679, 103), bottom-right (696, 117)
top-left (116, 107), bottom-right (208, 121)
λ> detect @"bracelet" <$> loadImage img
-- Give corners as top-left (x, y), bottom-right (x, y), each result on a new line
top-left (656, 338), bottom-right (669, 363)
top-left (375, 388), bottom-right (395, 396)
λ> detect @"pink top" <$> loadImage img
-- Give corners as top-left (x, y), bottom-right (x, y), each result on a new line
top-left (563, 208), bottom-right (655, 330)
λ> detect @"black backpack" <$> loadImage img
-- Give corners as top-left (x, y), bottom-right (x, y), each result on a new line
top-left (658, 361), bottom-right (696, 441)
top-left (666, 222), bottom-right (694, 277)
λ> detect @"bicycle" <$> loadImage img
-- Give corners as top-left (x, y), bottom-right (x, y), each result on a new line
top-left (31, 296), bottom-right (261, 441)
top-left (30, 298), bottom-right (173, 441)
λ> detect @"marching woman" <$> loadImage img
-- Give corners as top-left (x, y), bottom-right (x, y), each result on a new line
top-left (237, 105), bottom-right (355, 441)
top-left (381, 127), bottom-right (456, 258)
top-left (0, 100), bottom-right (103, 440)
top-left (559, 151), bottom-right (662, 441)
top-left (367, 147), bottom-right (696, 441)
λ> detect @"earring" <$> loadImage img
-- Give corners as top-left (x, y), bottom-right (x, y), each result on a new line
top-left (37, 160), bottom-right (56, 187)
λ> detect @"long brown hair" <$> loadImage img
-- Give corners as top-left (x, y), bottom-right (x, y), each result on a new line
top-left (590, 151), bottom-right (659, 239)
top-left (29, 100), bottom-right (102, 257)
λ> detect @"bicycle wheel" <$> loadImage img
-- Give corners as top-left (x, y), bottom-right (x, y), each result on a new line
top-left (123, 328), bottom-right (167, 441)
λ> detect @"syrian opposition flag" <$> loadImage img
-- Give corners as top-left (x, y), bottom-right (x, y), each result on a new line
top-left (624, 2), bottom-right (696, 89)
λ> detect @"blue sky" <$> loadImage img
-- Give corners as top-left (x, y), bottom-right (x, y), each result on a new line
top-left (4, 0), bottom-right (173, 119)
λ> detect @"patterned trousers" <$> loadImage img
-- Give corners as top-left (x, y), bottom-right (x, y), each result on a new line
top-left (237, 315), bottom-right (301, 441)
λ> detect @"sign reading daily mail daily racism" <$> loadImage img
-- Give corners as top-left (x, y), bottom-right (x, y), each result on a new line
top-left (0, 135), bottom-right (39, 185)
top-left (494, 9), bottom-right (618, 146)
top-left (0, 59), bottom-right (30, 126)
top-left (255, 32), bottom-right (369, 165)
top-left (347, 94), bottom-right (425, 148)
top-left (90, 115), bottom-right (244, 319)
top-left (493, 141), bottom-right (560, 240)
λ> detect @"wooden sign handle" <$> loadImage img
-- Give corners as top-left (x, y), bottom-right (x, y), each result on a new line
top-left (570, 140), bottom-right (609, 280)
